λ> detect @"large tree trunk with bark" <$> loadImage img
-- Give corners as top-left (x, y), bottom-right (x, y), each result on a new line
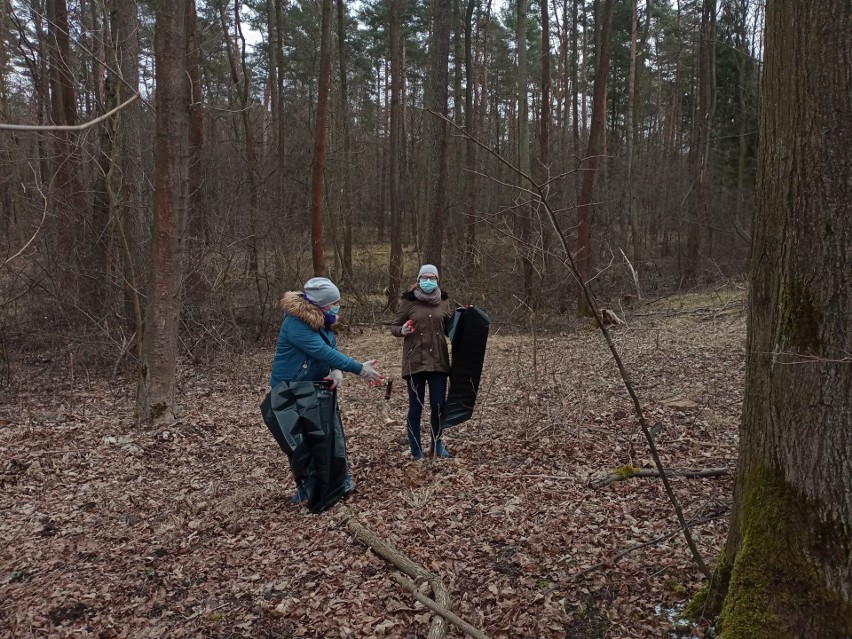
top-left (695, 1), bottom-right (852, 635)
top-left (138, 0), bottom-right (189, 424)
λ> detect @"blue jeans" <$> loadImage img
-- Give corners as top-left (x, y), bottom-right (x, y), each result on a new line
top-left (405, 372), bottom-right (448, 457)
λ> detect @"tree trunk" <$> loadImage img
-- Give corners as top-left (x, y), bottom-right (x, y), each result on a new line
top-left (697, 1), bottom-right (852, 635)
top-left (336, 0), bottom-right (353, 280)
top-left (540, 0), bottom-right (550, 168)
top-left (138, 0), bottom-right (189, 424)
top-left (463, 0), bottom-right (479, 269)
top-left (425, 0), bottom-right (452, 271)
top-left (309, 0), bottom-right (333, 276)
top-left (516, 0), bottom-right (533, 304)
top-left (186, 0), bottom-right (205, 245)
top-left (47, 0), bottom-right (81, 294)
top-left (388, 0), bottom-right (403, 307)
top-left (625, 0), bottom-right (641, 274)
top-left (571, 0), bottom-right (580, 152)
top-left (575, 0), bottom-right (614, 315)
top-left (686, 0), bottom-right (716, 278)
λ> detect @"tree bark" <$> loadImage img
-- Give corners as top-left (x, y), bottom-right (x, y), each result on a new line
top-left (309, 0), bottom-right (333, 276)
top-left (463, 0), bottom-right (479, 269)
top-left (138, 0), bottom-right (189, 424)
top-left (336, 0), bottom-right (353, 279)
top-left (515, 0), bottom-right (533, 303)
top-left (425, 0), bottom-right (452, 271)
top-left (575, 0), bottom-right (614, 315)
top-left (686, 0), bottom-right (716, 278)
top-left (697, 1), bottom-right (852, 634)
top-left (388, 0), bottom-right (403, 307)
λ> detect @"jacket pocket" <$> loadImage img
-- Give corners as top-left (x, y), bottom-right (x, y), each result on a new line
top-left (292, 357), bottom-right (310, 382)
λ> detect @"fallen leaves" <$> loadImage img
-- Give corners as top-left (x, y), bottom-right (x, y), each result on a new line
top-left (0, 304), bottom-right (745, 638)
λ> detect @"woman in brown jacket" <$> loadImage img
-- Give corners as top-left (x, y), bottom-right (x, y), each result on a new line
top-left (390, 264), bottom-right (455, 459)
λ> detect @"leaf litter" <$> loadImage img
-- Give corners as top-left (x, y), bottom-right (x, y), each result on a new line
top-left (0, 304), bottom-right (744, 638)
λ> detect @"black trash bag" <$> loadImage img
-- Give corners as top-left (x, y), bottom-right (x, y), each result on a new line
top-left (443, 306), bottom-right (490, 427)
top-left (260, 380), bottom-right (348, 513)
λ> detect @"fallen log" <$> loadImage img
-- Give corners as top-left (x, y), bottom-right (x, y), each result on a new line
top-left (590, 466), bottom-right (730, 489)
top-left (339, 505), bottom-right (487, 639)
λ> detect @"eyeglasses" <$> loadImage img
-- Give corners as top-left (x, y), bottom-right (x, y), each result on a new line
top-left (420, 275), bottom-right (438, 281)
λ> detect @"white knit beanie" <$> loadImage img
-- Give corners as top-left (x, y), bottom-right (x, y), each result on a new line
top-left (418, 264), bottom-right (439, 280)
top-left (303, 277), bottom-right (341, 307)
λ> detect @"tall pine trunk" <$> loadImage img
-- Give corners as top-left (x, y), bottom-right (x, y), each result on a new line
top-left (310, 0), bottom-right (333, 276)
top-left (138, 0), bottom-right (190, 424)
top-left (575, 0), bottom-right (614, 315)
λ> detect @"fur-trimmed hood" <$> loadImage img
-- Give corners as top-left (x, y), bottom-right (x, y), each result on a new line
top-left (401, 287), bottom-right (449, 302)
top-left (281, 291), bottom-right (326, 330)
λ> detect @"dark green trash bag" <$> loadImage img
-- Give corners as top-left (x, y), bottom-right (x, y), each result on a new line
top-left (260, 380), bottom-right (347, 513)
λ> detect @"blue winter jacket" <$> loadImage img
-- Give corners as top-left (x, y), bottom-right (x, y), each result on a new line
top-left (269, 292), bottom-right (363, 387)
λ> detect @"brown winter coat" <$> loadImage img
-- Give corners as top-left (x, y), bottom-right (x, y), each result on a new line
top-left (390, 289), bottom-right (454, 377)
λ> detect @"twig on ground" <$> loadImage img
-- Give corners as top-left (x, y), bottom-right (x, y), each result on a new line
top-left (590, 467), bottom-right (731, 489)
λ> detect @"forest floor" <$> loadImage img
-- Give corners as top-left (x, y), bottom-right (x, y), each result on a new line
top-left (0, 289), bottom-right (746, 639)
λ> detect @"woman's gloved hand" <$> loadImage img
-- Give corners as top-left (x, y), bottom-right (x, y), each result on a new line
top-left (401, 320), bottom-right (415, 335)
top-left (359, 359), bottom-right (384, 385)
top-left (324, 369), bottom-right (344, 390)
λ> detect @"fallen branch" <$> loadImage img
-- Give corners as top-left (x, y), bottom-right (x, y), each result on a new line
top-left (590, 466), bottom-right (731, 489)
top-left (340, 505), bottom-right (458, 639)
top-left (565, 511), bottom-right (730, 582)
top-left (393, 573), bottom-right (489, 639)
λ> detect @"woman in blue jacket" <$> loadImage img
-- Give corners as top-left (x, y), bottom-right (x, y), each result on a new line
top-left (269, 277), bottom-right (382, 502)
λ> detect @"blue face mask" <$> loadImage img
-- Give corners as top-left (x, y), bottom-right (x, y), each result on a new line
top-left (328, 305), bottom-right (340, 316)
top-left (419, 279), bottom-right (438, 293)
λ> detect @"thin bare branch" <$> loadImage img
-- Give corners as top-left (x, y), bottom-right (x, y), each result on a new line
top-left (0, 93), bottom-right (140, 132)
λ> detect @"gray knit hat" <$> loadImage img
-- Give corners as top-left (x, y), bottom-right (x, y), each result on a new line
top-left (303, 277), bottom-right (341, 307)
top-left (418, 264), bottom-right (439, 280)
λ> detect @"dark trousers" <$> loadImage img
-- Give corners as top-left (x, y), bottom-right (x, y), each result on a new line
top-left (405, 372), bottom-right (448, 456)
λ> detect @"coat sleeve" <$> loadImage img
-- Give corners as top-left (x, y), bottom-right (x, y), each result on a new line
top-left (390, 299), bottom-right (411, 337)
top-left (292, 320), bottom-right (363, 374)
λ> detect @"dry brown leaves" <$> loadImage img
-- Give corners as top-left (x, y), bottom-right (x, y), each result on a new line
top-left (0, 300), bottom-right (745, 638)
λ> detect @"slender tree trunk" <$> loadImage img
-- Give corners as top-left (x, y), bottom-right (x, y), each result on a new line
top-left (699, 2), bottom-right (852, 634)
top-left (309, 0), bottom-right (333, 276)
top-left (267, 0), bottom-right (280, 158)
top-left (275, 0), bottom-right (286, 169)
top-left (186, 0), bottom-right (205, 245)
top-left (388, 0), bottom-right (403, 307)
top-left (515, 0), bottom-right (534, 303)
top-left (571, 0), bottom-right (580, 152)
top-left (336, 0), bottom-right (353, 280)
top-left (686, 0), bottom-right (716, 278)
top-left (625, 0), bottom-right (641, 274)
top-left (463, 0), bottom-right (479, 269)
top-left (425, 0), bottom-right (452, 271)
top-left (575, 0), bottom-right (614, 315)
top-left (138, 0), bottom-right (190, 424)
top-left (540, 0), bottom-right (551, 168)
top-left (47, 0), bottom-right (81, 294)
